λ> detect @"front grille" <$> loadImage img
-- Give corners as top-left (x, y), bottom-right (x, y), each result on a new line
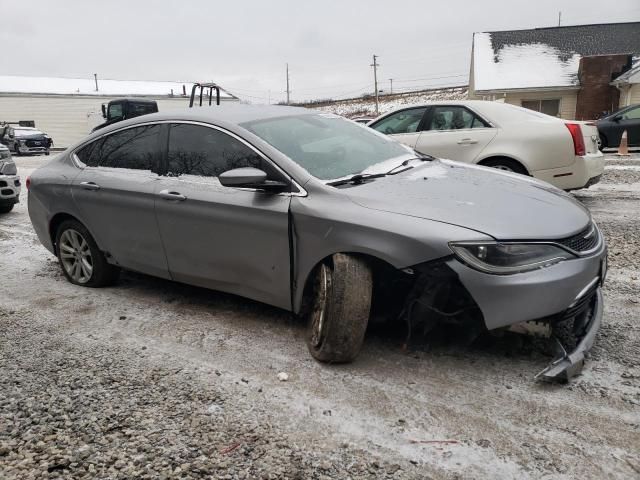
top-left (555, 223), bottom-right (599, 253)
top-left (562, 281), bottom-right (599, 320)
top-left (25, 139), bottom-right (44, 147)
top-left (1, 188), bottom-right (13, 196)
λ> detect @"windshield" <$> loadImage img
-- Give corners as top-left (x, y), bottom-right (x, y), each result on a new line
top-left (241, 113), bottom-right (414, 180)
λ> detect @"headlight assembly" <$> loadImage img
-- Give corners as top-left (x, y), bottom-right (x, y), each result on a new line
top-left (450, 242), bottom-right (575, 275)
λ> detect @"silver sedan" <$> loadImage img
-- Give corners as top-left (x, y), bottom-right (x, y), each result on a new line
top-left (27, 105), bottom-right (607, 380)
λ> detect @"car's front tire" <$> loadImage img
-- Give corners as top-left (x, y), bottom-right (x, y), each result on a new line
top-left (55, 219), bottom-right (119, 287)
top-left (0, 204), bottom-right (14, 214)
top-left (306, 254), bottom-right (372, 363)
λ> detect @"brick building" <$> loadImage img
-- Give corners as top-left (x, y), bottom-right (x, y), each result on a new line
top-left (469, 22), bottom-right (640, 119)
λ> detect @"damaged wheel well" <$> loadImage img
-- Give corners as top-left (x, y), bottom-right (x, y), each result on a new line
top-left (299, 254), bottom-right (485, 339)
top-left (49, 213), bottom-right (82, 254)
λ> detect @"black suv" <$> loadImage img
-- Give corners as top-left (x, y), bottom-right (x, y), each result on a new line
top-left (0, 126), bottom-right (52, 156)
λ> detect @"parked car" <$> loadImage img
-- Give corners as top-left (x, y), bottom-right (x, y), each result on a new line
top-left (368, 101), bottom-right (604, 190)
top-left (0, 126), bottom-right (52, 156)
top-left (27, 105), bottom-right (607, 380)
top-left (597, 104), bottom-right (640, 149)
top-left (0, 144), bottom-right (21, 213)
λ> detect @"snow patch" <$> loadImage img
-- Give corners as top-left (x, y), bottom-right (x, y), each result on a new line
top-left (473, 32), bottom-right (581, 91)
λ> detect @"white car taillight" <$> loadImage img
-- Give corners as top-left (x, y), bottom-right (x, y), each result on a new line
top-left (565, 123), bottom-right (586, 156)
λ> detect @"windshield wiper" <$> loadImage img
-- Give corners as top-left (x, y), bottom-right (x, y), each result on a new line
top-left (326, 172), bottom-right (388, 187)
top-left (385, 154), bottom-right (434, 175)
top-left (328, 155), bottom-right (435, 187)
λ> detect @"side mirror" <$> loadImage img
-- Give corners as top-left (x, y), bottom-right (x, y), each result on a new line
top-left (613, 114), bottom-right (623, 122)
top-left (219, 167), bottom-right (289, 192)
top-left (101, 104), bottom-right (107, 119)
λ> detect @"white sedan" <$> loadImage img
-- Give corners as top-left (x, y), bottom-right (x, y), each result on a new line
top-left (367, 100), bottom-right (604, 190)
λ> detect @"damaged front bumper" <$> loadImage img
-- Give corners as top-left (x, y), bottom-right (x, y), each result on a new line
top-left (536, 286), bottom-right (603, 381)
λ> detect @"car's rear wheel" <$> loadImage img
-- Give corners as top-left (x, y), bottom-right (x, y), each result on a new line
top-left (55, 219), bottom-right (119, 287)
top-left (481, 158), bottom-right (528, 175)
top-left (0, 204), bottom-right (14, 214)
top-left (306, 254), bottom-right (373, 363)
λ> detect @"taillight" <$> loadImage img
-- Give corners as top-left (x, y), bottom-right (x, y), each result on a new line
top-left (26, 176), bottom-right (31, 190)
top-left (565, 123), bottom-right (586, 156)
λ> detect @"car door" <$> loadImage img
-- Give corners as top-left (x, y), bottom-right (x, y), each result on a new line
top-left (154, 122), bottom-right (292, 310)
top-left (618, 106), bottom-right (640, 146)
top-left (414, 105), bottom-right (497, 162)
top-left (369, 107), bottom-right (428, 148)
top-left (71, 123), bottom-right (170, 279)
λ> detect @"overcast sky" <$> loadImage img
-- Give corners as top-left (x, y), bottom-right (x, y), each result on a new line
top-left (2, 0), bottom-right (639, 102)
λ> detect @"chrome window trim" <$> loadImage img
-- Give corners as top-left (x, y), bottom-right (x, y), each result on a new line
top-left (71, 120), bottom-right (308, 197)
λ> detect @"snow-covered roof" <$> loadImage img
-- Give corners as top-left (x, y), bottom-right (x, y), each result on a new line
top-left (473, 22), bottom-right (640, 92)
top-left (0, 75), bottom-right (235, 98)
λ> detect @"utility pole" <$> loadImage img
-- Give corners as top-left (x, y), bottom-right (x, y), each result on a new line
top-left (389, 78), bottom-right (393, 95)
top-left (286, 63), bottom-right (291, 105)
top-left (558, 11), bottom-right (562, 26)
top-left (370, 55), bottom-right (380, 115)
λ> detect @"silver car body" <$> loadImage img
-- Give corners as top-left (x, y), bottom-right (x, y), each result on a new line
top-left (28, 105), bottom-right (607, 379)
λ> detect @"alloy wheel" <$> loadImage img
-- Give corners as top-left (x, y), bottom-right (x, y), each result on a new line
top-left (59, 229), bottom-right (93, 283)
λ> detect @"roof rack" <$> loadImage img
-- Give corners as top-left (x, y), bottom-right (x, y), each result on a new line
top-left (189, 83), bottom-right (221, 107)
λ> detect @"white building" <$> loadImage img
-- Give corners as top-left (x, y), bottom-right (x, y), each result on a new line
top-left (0, 75), bottom-right (238, 148)
top-left (611, 60), bottom-right (640, 107)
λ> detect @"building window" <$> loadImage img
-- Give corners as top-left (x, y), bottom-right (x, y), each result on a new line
top-left (521, 99), bottom-right (560, 116)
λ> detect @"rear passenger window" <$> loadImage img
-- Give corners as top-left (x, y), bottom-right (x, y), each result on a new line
top-left (167, 124), bottom-right (268, 178)
top-left (76, 125), bottom-right (160, 170)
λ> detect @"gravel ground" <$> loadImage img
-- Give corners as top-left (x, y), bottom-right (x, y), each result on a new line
top-left (1, 155), bottom-right (639, 479)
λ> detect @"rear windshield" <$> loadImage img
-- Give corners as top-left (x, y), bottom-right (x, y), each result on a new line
top-left (241, 113), bottom-right (413, 180)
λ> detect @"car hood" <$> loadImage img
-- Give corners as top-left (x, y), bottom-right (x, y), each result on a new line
top-left (345, 159), bottom-right (591, 240)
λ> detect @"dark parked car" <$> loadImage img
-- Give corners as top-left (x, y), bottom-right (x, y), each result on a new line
top-left (27, 105), bottom-right (607, 381)
top-left (596, 104), bottom-right (640, 149)
top-left (1, 126), bottom-right (52, 156)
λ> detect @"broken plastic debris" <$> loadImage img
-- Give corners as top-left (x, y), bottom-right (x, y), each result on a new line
top-left (277, 372), bottom-right (289, 382)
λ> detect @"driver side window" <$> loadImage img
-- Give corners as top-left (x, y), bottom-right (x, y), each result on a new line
top-left (166, 123), bottom-right (274, 179)
top-left (371, 108), bottom-right (427, 135)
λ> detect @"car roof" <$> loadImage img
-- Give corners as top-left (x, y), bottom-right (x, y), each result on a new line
top-left (95, 104), bottom-right (316, 135)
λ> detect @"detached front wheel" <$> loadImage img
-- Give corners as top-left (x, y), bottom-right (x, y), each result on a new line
top-left (306, 254), bottom-right (373, 363)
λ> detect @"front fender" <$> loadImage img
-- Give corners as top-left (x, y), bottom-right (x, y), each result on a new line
top-left (289, 194), bottom-right (491, 313)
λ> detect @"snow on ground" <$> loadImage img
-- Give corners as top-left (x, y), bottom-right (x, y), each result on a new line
top-left (305, 87), bottom-right (468, 118)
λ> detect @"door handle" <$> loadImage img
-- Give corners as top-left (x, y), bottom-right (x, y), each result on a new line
top-left (158, 189), bottom-right (186, 201)
top-left (457, 138), bottom-right (478, 145)
top-left (80, 181), bottom-right (100, 191)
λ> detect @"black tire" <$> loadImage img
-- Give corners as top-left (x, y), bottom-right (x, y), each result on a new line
top-left (0, 204), bottom-right (14, 214)
top-left (13, 144), bottom-right (20, 156)
top-left (598, 133), bottom-right (607, 151)
top-left (45, 150), bottom-right (50, 156)
top-left (306, 254), bottom-right (373, 363)
top-left (481, 158), bottom-right (528, 176)
top-left (55, 219), bottom-right (119, 287)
